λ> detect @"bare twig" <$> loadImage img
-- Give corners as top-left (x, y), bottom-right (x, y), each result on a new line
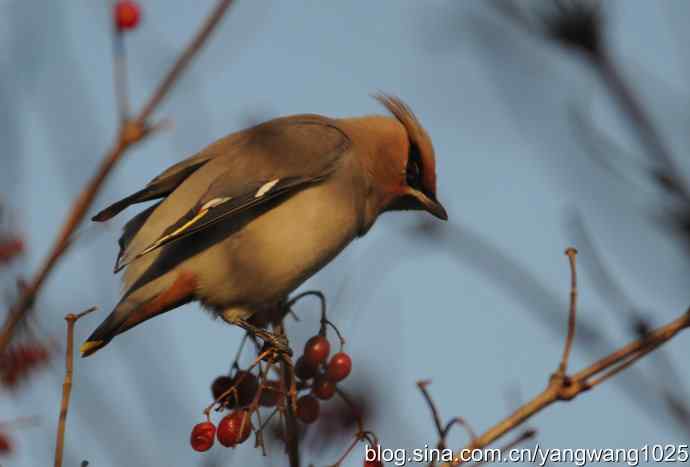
top-left (446, 304), bottom-right (690, 464)
top-left (417, 380), bottom-right (476, 453)
top-left (0, 0), bottom-right (235, 354)
top-left (418, 380), bottom-right (478, 467)
top-left (54, 306), bottom-right (97, 467)
top-left (418, 380), bottom-right (447, 447)
top-left (568, 212), bottom-right (690, 436)
top-left (556, 248), bottom-right (578, 376)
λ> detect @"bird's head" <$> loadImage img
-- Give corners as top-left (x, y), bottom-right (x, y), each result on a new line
top-left (373, 94), bottom-right (447, 221)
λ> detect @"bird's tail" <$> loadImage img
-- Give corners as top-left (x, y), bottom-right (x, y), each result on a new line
top-left (80, 272), bottom-right (197, 357)
top-left (79, 302), bottom-right (129, 357)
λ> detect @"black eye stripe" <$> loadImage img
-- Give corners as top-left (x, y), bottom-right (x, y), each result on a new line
top-left (406, 142), bottom-right (423, 190)
top-left (407, 161), bottom-right (420, 183)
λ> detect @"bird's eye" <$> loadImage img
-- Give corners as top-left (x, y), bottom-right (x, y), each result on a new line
top-left (406, 142), bottom-right (423, 190)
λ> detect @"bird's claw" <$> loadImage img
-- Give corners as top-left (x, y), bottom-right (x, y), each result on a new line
top-left (257, 330), bottom-right (292, 357)
top-left (229, 318), bottom-right (292, 358)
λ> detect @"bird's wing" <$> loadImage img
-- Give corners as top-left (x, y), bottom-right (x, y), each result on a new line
top-left (114, 201), bottom-right (162, 272)
top-left (115, 117), bottom-right (351, 271)
top-left (92, 150), bottom-right (219, 222)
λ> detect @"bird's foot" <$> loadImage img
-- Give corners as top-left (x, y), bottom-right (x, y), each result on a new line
top-left (231, 318), bottom-right (292, 358)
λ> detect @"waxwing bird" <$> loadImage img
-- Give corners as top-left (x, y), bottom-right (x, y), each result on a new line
top-left (80, 94), bottom-right (447, 357)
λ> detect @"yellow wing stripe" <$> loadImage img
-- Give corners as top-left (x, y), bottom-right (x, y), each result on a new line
top-left (138, 208), bottom-right (209, 258)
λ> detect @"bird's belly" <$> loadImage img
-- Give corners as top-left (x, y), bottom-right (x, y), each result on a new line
top-left (197, 184), bottom-right (359, 307)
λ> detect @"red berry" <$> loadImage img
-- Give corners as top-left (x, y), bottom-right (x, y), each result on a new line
top-left (114, 0), bottom-right (141, 30)
top-left (303, 335), bottom-right (330, 367)
top-left (294, 356), bottom-right (317, 380)
top-left (190, 421), bottom-right (215, 452)
top-left (211, 376), bottom-right (235, 407)
top-left (211, 376), bottom-right (233, 399)
top-left (233, 371), bottom-right (259, 407)
top-left (325, 352), bottom-right (352, 382)
top-left (296, 395), bottom-right (320, 424)
top-left (312, 376), bottom-right (336, 400)
top-left (259, 380), bottom-right (282, 407)
top-left (217, 410), bottom-right (252, 447)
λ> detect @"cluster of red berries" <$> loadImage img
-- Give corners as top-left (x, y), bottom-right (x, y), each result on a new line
top-left (189, 334), bottom-right (353, 452)
top-left (0, 236), bottom-right (24, 266)
top-left (294, 335), bottom-right (352, 424)
top-left (190, 370), bottom-right (283, 452)
top-left (114, 0), bottom-right (141, 31)
top-left (0, 343), bottom-right (51, 388)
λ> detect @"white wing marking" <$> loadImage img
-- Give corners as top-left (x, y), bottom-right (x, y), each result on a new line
top-left (255, 179), bottom-right (280, 198)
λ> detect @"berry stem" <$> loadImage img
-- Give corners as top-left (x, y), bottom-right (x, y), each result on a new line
top-left (335, 387), bottom-right (365, 436)
top-left (204, 348), bottom-right (272, 415)
top-left (228, 332), bottom-right (250, 374)
top-left (286, 290), bottom-right (347, 350)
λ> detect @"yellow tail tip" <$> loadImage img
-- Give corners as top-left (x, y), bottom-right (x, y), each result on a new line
top-left (79, 340), bottom-right (105, 357)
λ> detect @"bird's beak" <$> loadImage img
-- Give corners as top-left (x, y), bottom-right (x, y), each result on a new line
top-left (386, 189), bottom-right (449, 220)
top-left (411, 190), bottom-right (448, 221)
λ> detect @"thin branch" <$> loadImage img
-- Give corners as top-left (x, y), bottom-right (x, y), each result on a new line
top-left (0, 0), bottom-right (236, 354)
top-left (556, 247), bottom-right (578, 376)
top-left (568, 212), bottom-right (690, 435)
top-left (446, 307), bottom-right (690, 466)
top-left (417, 380), bottom-right (477, 453)
top-left (418, 380), bottom-right (478, 467)
top-left (54, 306), bottom-right (97, 467)
top-left (584, 340), bottom-right (659, 390)
top-left (418, 380), bottom-right (446, 446)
